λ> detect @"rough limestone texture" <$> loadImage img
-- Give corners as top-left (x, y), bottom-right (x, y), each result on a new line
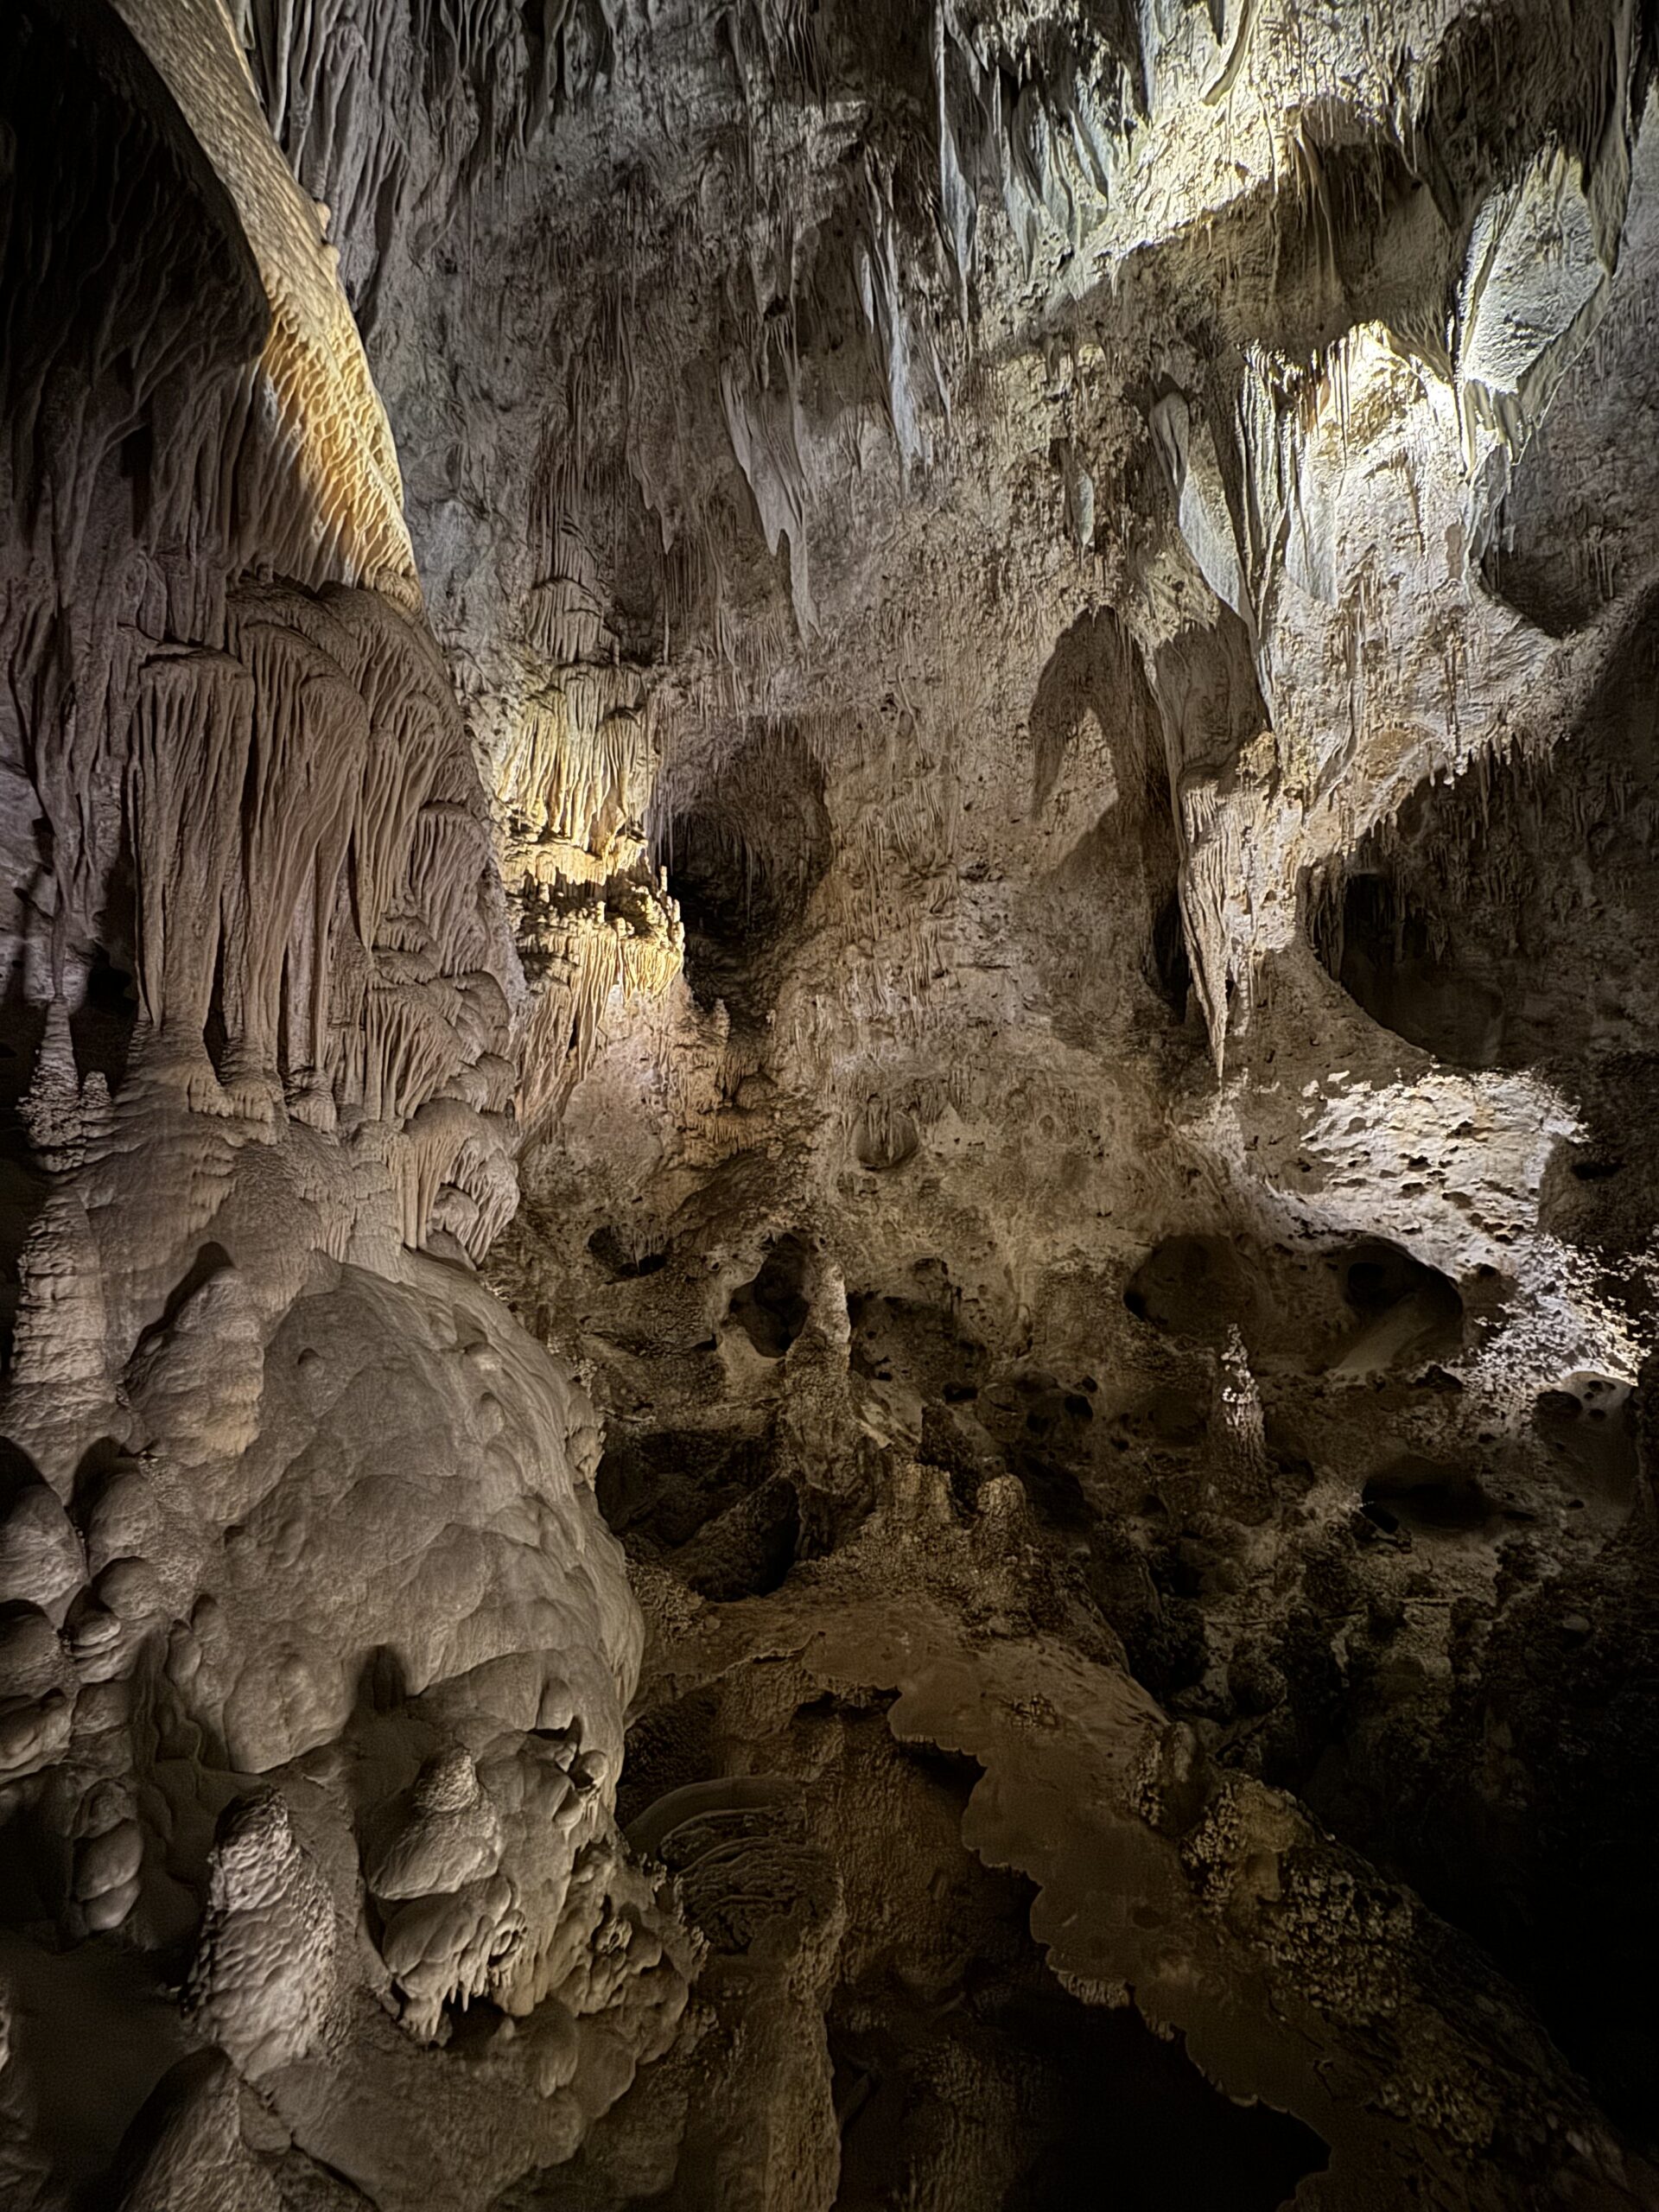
top-left (6, 0), bottom-right (1659, 2206)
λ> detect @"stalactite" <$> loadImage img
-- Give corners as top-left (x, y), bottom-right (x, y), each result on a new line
top-left (10, 1), bottom-right (1659, 2204)
top-left (217, 604), bottom-right (370, 1119)
top-left (127, 648), bottom-right (257, 1109)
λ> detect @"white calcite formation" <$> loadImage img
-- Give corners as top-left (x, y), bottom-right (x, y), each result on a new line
top-left (5, 0), bottom-right (1659, 2207)
top-left (0, 5), bottom-right (692, 2204)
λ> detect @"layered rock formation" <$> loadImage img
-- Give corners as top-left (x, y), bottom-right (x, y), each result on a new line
top-left (4, 0), bottom-right (1659, 2205)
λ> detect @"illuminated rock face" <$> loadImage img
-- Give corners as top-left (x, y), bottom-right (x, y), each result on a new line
top-left (0, 8), bottom-right (690, 2204)
top-left (5, 0), bottom-right (1659, 2207)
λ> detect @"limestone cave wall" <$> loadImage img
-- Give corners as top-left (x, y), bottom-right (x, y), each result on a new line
top-left (3, 2), bottom-right (1659, 2208)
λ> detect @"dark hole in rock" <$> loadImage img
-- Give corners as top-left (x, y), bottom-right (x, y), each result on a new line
top-left (1344, 1259), bottom-right (1394, 1309)
top-left (1418, 1363), bottom-right (1463, 1392)
top-left (1088, 1526), bottom-right (1208, 1695)
top-left (1123, 1236), bottom-right (1251, 1346)
top-left (1151, 889), bottom-right (1192, 1018)
top-left (202, 940), bottom-right (230, 1083)
top-left (849, 1281), bottom-right (984, 1397)
top-left (728, 1235), bottom-right (812, 1357)
top-left (596, 1427), bottom-right (772, 1548)
top-left (1134, 1606), bottom-right (1212, 1701)
top-left (1000, 1382), bottom-right (1096, 1466)
top-left (977, 1370), bottom-right (1095, 1451)
top-left (1401, 1541), bottom-right (1659, 2140)
top-left (1326, 1240), bottom-right (1463, 1375)
top-left (588, 1223), bottom-right (670, 1278)
top-left (652, 725), bottom-right (831, 1020)
top-left (836, 1985), bottom-right (1326, 2212)
top-left (118, 419), bottom-right (154, 524)
top-left (918, 1402), bottom-right (1002, 1511)
top-left (676, 1474), bottom-right (800, 1602)
top-left (1479, 537), bottom-right (1605, 639)
top-left (0, 1120), bottom-right (45, 1369)
top-left (1007, 1448), bottom-right (1091, 1532)
top-left (1319, 871), bottom-right (1505, 1067)
top-left (615, 1687), bottom-right (724, 1828)
top-left (70, 938), bottom-right (139, 1094)
top-left (0, 1927), bottom-right (190, 2186)
top-left (1339, 1240), bottom-right (1438, 1312)
top-left (1570, 1157), bottom-right (1624, 1181)
top-left (1363, 1456), bottom-right (1493, 1533)
top-left (855, 1099), bottom-right (919, 1172)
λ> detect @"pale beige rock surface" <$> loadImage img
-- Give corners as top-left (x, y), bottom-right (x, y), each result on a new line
top-left (5, 0), bottom-right (1659, 2206)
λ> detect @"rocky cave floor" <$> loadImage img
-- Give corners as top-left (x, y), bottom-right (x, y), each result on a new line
top-left (489, 986), bottom-right (1659, 2207)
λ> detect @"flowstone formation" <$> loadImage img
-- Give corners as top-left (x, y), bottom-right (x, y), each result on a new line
top-left (0, 6), bottom-right (693, 2205)
top-left (5, 0), bottom-right (1659, 2206)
